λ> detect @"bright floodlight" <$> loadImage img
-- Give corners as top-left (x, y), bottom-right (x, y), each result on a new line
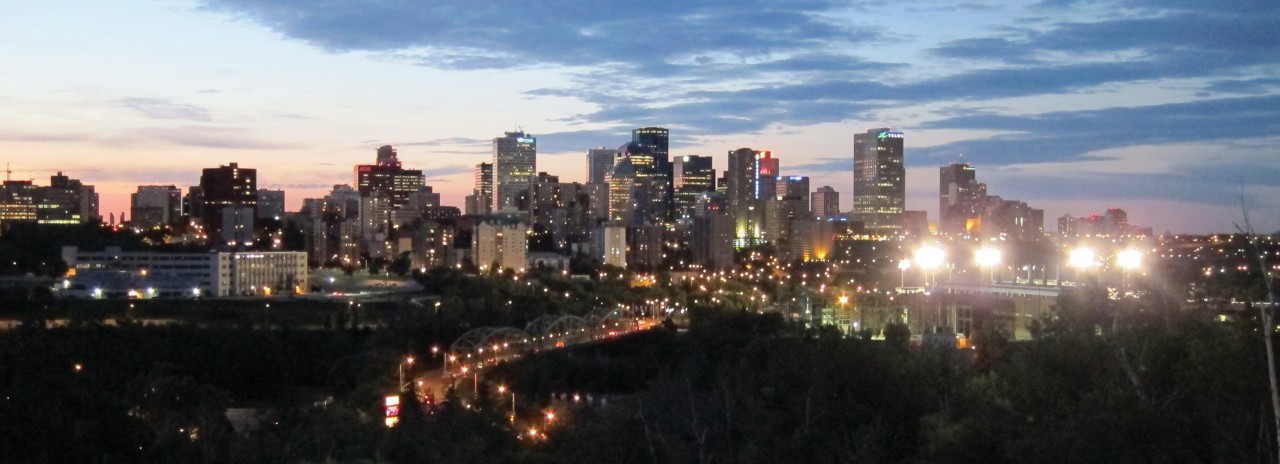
top-left (914, 246), bottom-right (946, 270)
top-left (1117, 249), bottom-right (1142, 269)
top-left (898, 259), bottom-right (911, 270)
top-left (975, 248), bottom-right (1002, 267)
top-left (1068, 248), bottom-right (1096, 269)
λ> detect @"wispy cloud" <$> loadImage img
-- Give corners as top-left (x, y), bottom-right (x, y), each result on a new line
top-left (118, 97), bottom-right (213, 121)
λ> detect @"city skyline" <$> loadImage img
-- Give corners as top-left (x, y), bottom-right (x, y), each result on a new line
top-left (2, 1), bottom-right (1278, 233)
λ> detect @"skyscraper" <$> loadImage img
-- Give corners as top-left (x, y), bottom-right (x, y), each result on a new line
top-left (726, 147), bottom-right (763, 247)
top-left (493, 131), bottom-right (536, 212)
top-left (812, 186), bottom-right (840, 219)
top-left (586, 147), bottom-right (617, 185)
top-left (355, 145), bottom-right (424, 209)
top-left (673, 155), bottom-right (714, 220)
top-left (631, 127), bottom-right (672, 222)
top-left (468, 162), bottom-right (494, 215)
top-left (200, 162), bottom-right (257, 246)
top-left (131, 185), bottom-right (182, 228)
top-left (853, 128), bottom-right (905, 235)
top-left (939, 163), bottom-right (986, 235)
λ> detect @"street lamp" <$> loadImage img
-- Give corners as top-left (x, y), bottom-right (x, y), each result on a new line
top-left (914, 246), bottom-right (945, 286)
top-left (498, 385), bottom-right (516, 423)
top-left (1117, 248), bottom-right (1142, 289)
top-left (1068, 247), bottom-right (1098, 284)
top-left (1116, 249), bottom-right (1142, 270)
top-left (544, 411), bottom-right (555, 430)
top-left (974, 248), bottom-right (1001, 284)
top-left (898, 259), bottom-right (911, 289)
top-left (398, 356), bottom-right (414, 391)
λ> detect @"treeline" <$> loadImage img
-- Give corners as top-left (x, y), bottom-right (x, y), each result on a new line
top-left (1, 285), bottom-right (1275, 463)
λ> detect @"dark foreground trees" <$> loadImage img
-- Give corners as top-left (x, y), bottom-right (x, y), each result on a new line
top-left (0, 287), bottom-right (1275, 462)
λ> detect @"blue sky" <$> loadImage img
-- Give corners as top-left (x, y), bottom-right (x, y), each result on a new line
top-left (1, 0), bottom-right (1277, 233)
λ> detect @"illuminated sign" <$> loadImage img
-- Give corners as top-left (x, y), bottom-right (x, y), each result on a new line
top-left (876, 130), bottom-right (904, 140)
top-left (516, 137), bottom-right (535, 144)
top-left (384, 395), bottom-right (401, 427)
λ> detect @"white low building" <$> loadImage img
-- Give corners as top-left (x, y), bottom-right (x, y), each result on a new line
top-left (60, 246), bottom-right (307, 298)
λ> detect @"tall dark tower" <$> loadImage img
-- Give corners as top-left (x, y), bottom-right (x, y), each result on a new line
top-left (493, 131), bottom-right (536, 211)
top-left (356, 145), bottom-right (424, 208)
top-left (853, 128), bottom-right (905, 235)
top-left (631, 127), bottom-right (672, 221)
top-left (200, 162), bottom-right (257, 244)
top-left (939, 163), bottom-right (986, 235)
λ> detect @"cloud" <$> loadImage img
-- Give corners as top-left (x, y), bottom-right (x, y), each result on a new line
top-left (419, 165), bottom-right (473, 177)
top-left (118, 97), bottom-right (213, 121)
top-left (914, 94), bottom-right (1280, 166)
top-left (118, 126), bottom-right (293, 150)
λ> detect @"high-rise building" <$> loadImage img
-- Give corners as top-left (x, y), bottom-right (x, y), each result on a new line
top-left (493, 131), bottom-right (536, 212)
top-left (853, 128), bottom-right (905, 235)
top-left (939, 163), bottom-right (986, 235)
top-left (631, 127), bottom-right (673, 222)
top-left (199, 162), bottom-right (257, 244)
top-left (355, 145), bottom-right (424, 209)
top-left (36, 172), bottom-right (97, 225)
top-left (131, 185), bottom-right (182, 228)
top-left (257, 189), bottom-right (285, 220)
top-left (467, 162), bottom-right (494, 215)
top-left (606, 156), bottom-right (637, 225)
top-left (725, 148), bottom-right (762, 247)
top-left (474, 213), bottom-right (529, 273)
top-left (673, 155), bottom-right (714, 221)
top-left (778, 176), bottom-right (810, 217)
top-left (812, 186), bottom-right (840, 219)
top-left (586, 147), bottom-right (617, 185)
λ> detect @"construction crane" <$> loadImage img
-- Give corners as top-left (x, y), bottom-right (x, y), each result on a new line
top-left (5, 162), bottom-right (65, 182)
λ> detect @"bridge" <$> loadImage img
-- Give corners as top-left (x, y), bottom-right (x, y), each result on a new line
top-left (411, 307), bottom-right (655, 400)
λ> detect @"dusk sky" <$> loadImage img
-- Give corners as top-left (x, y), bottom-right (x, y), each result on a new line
top-left (2, 0), bottom-right (1277, 233)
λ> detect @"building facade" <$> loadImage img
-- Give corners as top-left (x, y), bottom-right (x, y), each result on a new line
top-left (853, 128), bottom-right (905, 235)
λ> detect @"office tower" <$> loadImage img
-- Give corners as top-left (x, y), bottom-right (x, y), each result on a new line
top-left (631, 127), bottom-right (673, 222)
top-left (493, 131), bottom-right (536, 212)
top-left (725, 148), bottom-right (761, 247)
top-left (812, 186), bottom-right (840, 219)
top-left (355, 145), bottom-right (425, 209)
top-left (606, 156), bottom-right (637, 225)
top-left (1105, 208), bottom-right (1128, 236)
top-left (778, 176), bottom-right (810, 216)
top-left (257, 189), bottom-right (285, 220)
top-left (939, 163), bottom-right (986, 235)
top-left (37, 172), bottom-right (97, 225)
top-left (200, 162), bottom-right (257, 244)
top-left (673, 155), bottom-right (714, 220)
top-left (756, 151), bottom-right (778, 201)
top-left (131, 185), bottom-right (182, 228)
top-left (0, 180), bottom-right (38, 223)
top-left (587, 148), bottom-right (617, 185)
top-left (981, 197), bottom-right (1043, 241)
top-left (467, 162), bottom-right (494, 215)
top-left (691, 192), bottom-right (734, 269)
top-left (853, 128), bottom-right (905, 235)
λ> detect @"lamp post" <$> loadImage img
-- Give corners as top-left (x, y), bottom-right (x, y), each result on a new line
top-left (898, 259), bottom-right (911, 290)
top-left (1068, 247), bottom-right (1096, 284)
top-left (975, 248), bottom-right (1002, 284)
top-left (498, 385), bottom-right (516, 423)
top-left (1116, 248), bottom-right (1142, 290)
top-left (914, 246), bottom-right (945, 287)
top-left (398, 356), bottom-right (414, 391)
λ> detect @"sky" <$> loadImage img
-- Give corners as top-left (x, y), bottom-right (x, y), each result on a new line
top-left (1, 0), bottom-right (1277, 234)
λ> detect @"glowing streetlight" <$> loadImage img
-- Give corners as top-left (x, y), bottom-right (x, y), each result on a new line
top-left (1068, 248), bottom-right (1096, 269)
top-left (1116, 249), bottom-right (1142, 270)
top-left (914, 246), bottom-right (945, 285)
top-left (975, 248), bottom-right (1001, 283)
top-left (498, 385), bottom-right (516, 423)
top-left (1068, 247), bottom-right (1097, 284)
top-left (898, 259), bottom-right (911, 289)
